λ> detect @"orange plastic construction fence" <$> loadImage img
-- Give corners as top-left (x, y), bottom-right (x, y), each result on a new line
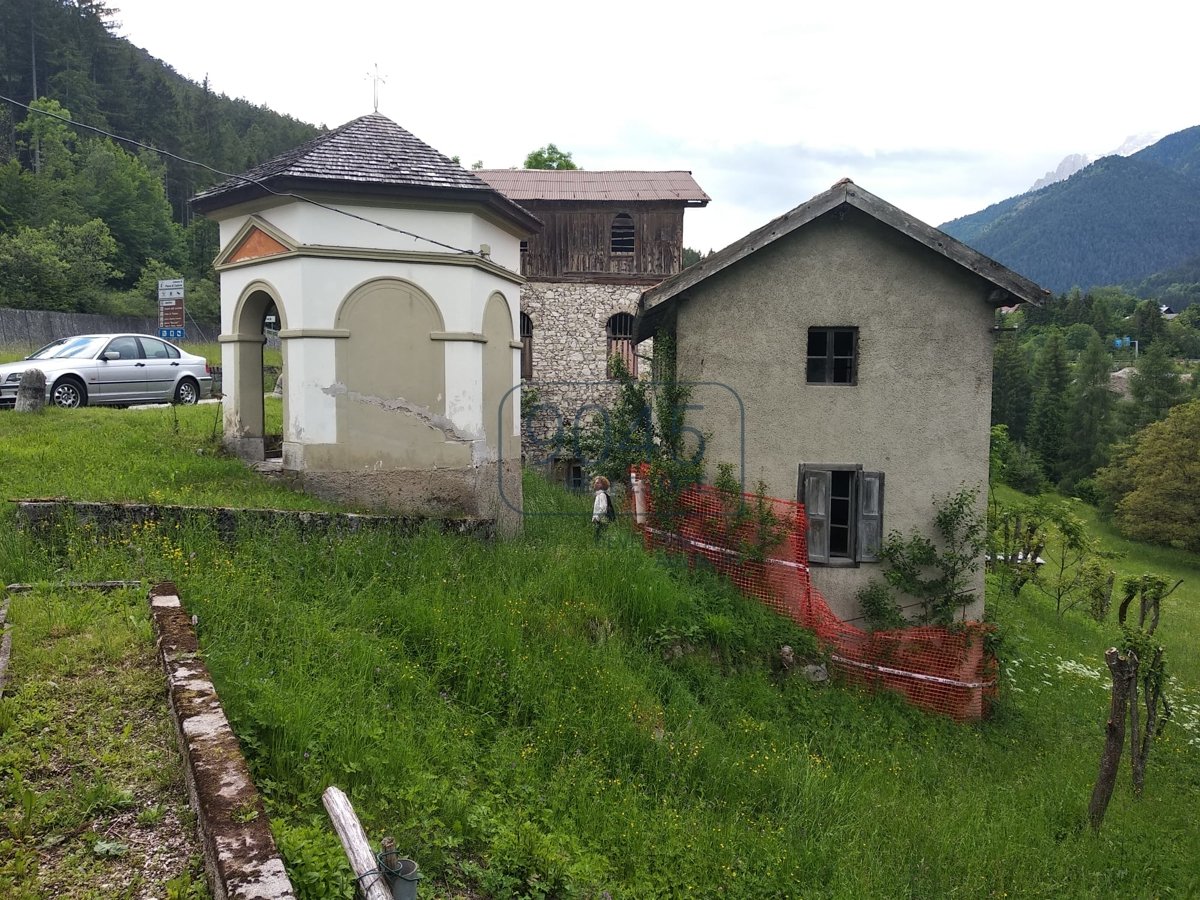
top-left (628, 468), bottom-right (996, 721)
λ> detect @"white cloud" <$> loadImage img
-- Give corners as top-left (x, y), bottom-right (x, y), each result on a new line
top-left (110, 0), bottom-right (1200, 252)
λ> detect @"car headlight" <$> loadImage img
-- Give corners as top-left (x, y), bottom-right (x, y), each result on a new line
top-left (4, 372), bottom-right (22, 383)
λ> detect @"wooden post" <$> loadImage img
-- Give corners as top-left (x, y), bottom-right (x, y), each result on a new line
top-left (1088, 647), bottom-right (1137, 831)
top-left (322, 786), bottom-right (391, 900)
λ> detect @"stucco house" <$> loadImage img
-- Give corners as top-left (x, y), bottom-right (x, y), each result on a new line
top-left (636, 179), bottom-right (1048, 620)
top-left (192, 114), bottom-right (540, 529)
top-left (474, 168), bottom-right (708, 487)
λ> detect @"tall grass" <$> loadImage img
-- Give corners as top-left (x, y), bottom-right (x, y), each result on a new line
top-left (0, 401), bottom-right (323, 509)
top-left (3, 474), bottom-right (1197, 898)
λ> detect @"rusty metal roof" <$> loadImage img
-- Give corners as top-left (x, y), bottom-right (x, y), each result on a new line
top-left (474, 169), bottom-right (710, 205)
top-left (192, 115), bottom-right (541, 232)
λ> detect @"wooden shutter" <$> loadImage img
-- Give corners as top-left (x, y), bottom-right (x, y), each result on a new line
top-left (800, 466), bottom-right (831, 565)
top-left (856, 471), bottom-right (884, 562)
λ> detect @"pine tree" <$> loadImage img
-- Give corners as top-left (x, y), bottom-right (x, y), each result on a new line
top-left (1028, 332), bottom-right (1071, 483)
top-left (992, 334), bottom-right (1032, 441)
top-left (1064, 333), bottom-right (1117, 485)
top-left (1128, 342), bottom-right (1186, 430)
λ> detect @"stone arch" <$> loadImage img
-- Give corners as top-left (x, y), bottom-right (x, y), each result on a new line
top-left (333, 277), bottom-right (465, 468)
top-left (224, 280), bottom-right (289, 460)
top-left (483, 291), bottom-right (517, 448)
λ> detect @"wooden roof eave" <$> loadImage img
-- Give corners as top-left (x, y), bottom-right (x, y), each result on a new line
top-left (847, 187), bottom-right (1049, 307)
top-left (193, 176), bottom-right (543, 236)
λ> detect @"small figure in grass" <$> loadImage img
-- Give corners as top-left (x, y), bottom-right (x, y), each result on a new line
top-left (591, 475), bottom-right (616, 542)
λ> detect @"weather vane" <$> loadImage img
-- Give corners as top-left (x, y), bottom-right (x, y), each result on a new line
top-left (365, 64), bottom-right (387, 113)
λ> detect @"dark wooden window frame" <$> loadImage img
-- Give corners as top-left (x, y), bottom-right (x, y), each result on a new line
top-left (606, 312), bottom-right (637, 378)
top-left (806, 326), bottom-right (858, 385)
top-left (798, 463), bottom-right (884, 566)
top-left (520, 312), bottom-right (533, 381)
top-left (610, 212), bottom-right (635, 255)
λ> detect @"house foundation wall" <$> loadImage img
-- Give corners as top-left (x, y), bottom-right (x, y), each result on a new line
top-left (291, 459), bottom-right (523, 536)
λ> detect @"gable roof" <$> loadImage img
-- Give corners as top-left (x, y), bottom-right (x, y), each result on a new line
top-left (191, 114), bottom-right (541, 232)
top-left (637, 179), bottom-right (1049, 338)
top-left (474, 169), bottom-right (710, 205)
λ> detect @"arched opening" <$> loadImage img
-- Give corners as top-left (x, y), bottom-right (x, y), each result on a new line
top-left (610, 212), bottom-right (635, 255)
top-left (226, 285), bottom-right (287, 461)
top-left (606, 312), bottom-right (637, 378)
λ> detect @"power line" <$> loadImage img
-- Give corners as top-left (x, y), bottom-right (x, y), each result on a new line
top-left (0, 93), bottom-right (482, 257)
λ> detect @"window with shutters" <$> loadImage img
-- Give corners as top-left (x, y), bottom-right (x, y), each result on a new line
top-left (806, 327), bottom-right (858, 385)
top-left (798, 464), bottom-right (884, 566)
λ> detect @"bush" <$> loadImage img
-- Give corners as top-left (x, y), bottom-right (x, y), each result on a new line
top-left (1003, 442), bottom-right (1048, 494)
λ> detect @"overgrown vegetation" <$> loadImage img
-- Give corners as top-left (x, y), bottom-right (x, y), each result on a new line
top-left (857, 486), bottom-right (987, 628)
top-left (988, 286), bottom-right (1200, 554)
top-left (2, 409), bottom-right (1199, 898)
top-left (0, 584), bottom-right (209, 898)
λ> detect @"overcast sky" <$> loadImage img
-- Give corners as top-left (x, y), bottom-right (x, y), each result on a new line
top-left (112, 0), bottom-right (1198, 254)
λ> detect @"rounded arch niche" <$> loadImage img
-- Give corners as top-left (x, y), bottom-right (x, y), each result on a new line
top-left (332, 278), bottom-right (466, 468)
top-left (482, 292), bottom-right (518, 449)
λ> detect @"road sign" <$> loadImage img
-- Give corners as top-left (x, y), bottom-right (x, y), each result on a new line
top-left (159, 328), bottom-right (186, 340)
top-left (158, 278), bottom-right (185, 302)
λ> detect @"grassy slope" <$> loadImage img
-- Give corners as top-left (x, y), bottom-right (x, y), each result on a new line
top-left (0, 414), bottom-right (1197, 898)
top-left (0, 586), bottom-right (209, 899)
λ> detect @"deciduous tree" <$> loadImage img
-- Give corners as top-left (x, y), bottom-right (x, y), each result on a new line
top-left (1096, 399), bottom-right (1200, 551)
top-left (523, 144), bottom-right (578, 170)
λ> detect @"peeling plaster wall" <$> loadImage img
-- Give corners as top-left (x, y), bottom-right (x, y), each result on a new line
top-left (214, 198), bottom-right (525, 522)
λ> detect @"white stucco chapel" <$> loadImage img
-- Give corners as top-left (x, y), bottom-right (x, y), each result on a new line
top-left (193, 114), bottom-right (540, 526)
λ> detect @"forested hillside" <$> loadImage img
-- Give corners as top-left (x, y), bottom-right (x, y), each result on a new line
top-left (941, 143), bottom-right (1200, 296)
top-left (990, 283), bottom-right (1200, 553)
top-left (0, 0), bottom-right (320, 319)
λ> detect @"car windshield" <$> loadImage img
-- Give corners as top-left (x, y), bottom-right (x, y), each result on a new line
top-left (27, 336), bottom-right (107, 360)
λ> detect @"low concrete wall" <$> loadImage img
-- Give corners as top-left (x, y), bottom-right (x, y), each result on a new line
top-left (11, 499), bottom-right (496, 541)
top-left (149, 582), bottom-right (296, 900)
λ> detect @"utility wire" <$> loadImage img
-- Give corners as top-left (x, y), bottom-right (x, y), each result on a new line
top-left (0, 94), bottom-right (482, 257)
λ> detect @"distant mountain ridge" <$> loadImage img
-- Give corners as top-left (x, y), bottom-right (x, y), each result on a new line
top-left (941, 125), bottom-right (1200, 295)
top-left (1028, 134), bottom-right (1158, 192)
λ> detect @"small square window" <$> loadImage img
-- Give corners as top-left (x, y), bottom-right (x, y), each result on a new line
top-left (807, 327), bottom-right (857, 385)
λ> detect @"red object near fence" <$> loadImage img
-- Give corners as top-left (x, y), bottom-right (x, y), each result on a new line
top-left (629, 467), bottom-right (996, 721)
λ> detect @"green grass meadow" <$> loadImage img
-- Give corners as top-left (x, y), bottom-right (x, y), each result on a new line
top-left (1, 406), bottom-right (1198, 898)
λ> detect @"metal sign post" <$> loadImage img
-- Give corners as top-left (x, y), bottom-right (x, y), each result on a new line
top-left (158, 278), bottom-right (186, 341)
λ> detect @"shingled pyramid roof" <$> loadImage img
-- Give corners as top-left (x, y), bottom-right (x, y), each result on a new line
top-left (192, 114), bottom-right (540, 232)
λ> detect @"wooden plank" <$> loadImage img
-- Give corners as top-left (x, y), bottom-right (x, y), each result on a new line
top-left (322, 786), bottom-right (391, 900)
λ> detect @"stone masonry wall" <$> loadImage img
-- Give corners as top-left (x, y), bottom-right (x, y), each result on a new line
top-left (521, 281), bottom-right (652, 464)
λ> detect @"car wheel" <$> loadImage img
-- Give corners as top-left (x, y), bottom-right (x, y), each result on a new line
top-left (174, 378), bottom-right (200, 405)
top-left (51, 378), bottom-right (87, 408)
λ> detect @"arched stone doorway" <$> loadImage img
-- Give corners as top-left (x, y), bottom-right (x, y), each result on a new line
top-left (222, 282), bottom-right (288, 461)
